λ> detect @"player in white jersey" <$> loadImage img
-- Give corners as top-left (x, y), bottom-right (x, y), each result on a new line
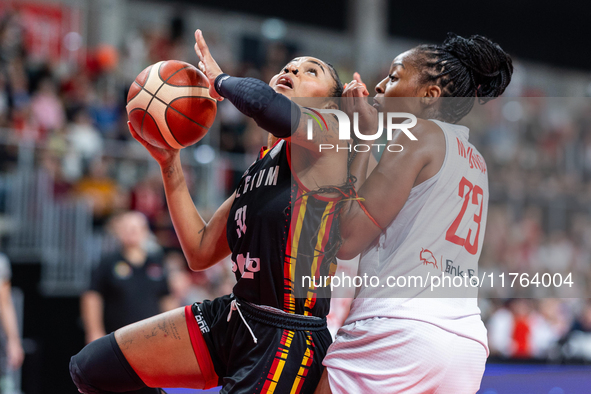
top-left (314, 34), bottom-right (513, 394)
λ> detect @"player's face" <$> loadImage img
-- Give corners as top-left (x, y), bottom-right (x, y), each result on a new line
top-left (375, 51), bottom-right (422, 97)
top-left (373, 50), bottom-right (425, 114)
top-left (117, 214), bottom-right (148, 248)
top-left (269, 57), bottom-right (335, 98)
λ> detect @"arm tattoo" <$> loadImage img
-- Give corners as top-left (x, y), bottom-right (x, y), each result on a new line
top-left (164, 165), bottom-right (175, 179)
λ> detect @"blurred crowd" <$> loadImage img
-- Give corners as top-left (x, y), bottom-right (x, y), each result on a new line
top-left (0, 8), bottom-right (238, 338)
top-left (468, 98), bottom-right (591, 361)
top-left (1, 7), bottom-right (591, 364)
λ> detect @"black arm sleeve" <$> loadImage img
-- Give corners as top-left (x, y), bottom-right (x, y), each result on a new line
top-left (214, 74), bottom-right (301, 138)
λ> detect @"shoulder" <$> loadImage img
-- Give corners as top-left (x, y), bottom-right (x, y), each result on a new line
top-left (377, 118), bottom-right (446, 180)
top-left (405, 119), bottom-right (446, 161)
top-left (386, 118), bottom-right (444, 158)
top-left (412, 119), bottom-right (446, 143)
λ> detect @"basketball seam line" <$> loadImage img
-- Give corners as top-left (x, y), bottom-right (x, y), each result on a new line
top-left (141, 63), bottom-right (192, 149)
top-left (167, 96), bottom-right (211, 131)
top-left (142, 63), bottom-right (189, 148)
top-left (154, 65), bottom-right (210, 148)
top-left (134, 82), bottom-right (169, 144)
top-left (134, 81), bottom-right (215, 109)
top-left (138, 80), bottom-right (211, 90)
top-left (162, 83), bottom-right (211, 89)
top-left (135, 83), bottom-right (213, 146)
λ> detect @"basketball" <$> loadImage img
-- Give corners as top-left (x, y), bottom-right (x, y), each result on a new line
top-left (126, 60), bottom-right (217, 149)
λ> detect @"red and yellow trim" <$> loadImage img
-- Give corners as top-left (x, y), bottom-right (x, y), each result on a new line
top-left (289, 333), bottom-right (315, 394)
top-left (261, 330), bottom-right (295, 393)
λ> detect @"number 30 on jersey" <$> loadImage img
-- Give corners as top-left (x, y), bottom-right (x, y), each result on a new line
top-left (235, 205), bottom-right (247, 238)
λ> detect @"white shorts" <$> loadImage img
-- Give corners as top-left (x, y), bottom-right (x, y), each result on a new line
top-left (323, 317), bottom-right (487, 394)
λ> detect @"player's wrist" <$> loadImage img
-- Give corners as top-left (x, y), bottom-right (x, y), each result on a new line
top-left (159, 154), bottom-right (183, 179)
top-left (214, 73), bottom-right (231, 97)
top-left (156, 150), bottom-right (180, 166)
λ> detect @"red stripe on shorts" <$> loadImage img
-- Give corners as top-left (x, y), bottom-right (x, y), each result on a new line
top-left (184, 305), bottom-right (219, 389)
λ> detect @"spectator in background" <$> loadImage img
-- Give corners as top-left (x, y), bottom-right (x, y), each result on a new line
top-left (487, 298), bottom-right (567, 359)
top-left (91, 90), bottom-right (121, 138)
top-left (61, 71), bottom-right (96, 120)
top-left (0, 72), bottom-right (9, 127)
top-left (562, 300), bottom-right (591, 361)
top-left (30, 77), bottom-right (65, 139)
top-left (0, 252), bottom-right (24, 383)
top-left (129, 173), bottom-right (167, 229)
top-left (80, 212), bottom-right (173, 394)
top-left (163, 251), bottom-right (210, 309)
top-left (39, 151), bottom-right (72, 200)
top-left (67, 109), bottom-right (104, 164)
top-left (163, 251), bottom-right (236, 310)
top-left (6, 55), bottom-right (33, 139)
top-left (72, 157), bottom-right (123, 227)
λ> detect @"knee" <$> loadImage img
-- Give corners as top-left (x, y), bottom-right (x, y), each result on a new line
top-left (70, 333), bottom-right (147, 394)
top-left (69, 352), bottom-right (106, 394)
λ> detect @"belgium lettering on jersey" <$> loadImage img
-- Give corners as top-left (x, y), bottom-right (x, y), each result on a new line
top-left (235, 165), bottom-right (280, 197)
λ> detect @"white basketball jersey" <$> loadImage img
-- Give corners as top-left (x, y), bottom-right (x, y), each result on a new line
top-left (346, 119), bottom-right (489, 352)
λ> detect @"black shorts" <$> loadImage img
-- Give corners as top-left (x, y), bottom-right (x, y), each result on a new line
top-left (185, 294), bottom-right (332, 394)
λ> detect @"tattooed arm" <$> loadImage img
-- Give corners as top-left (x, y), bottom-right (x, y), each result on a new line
top-left (160, 156), bottom-right (233, 270)
top-left (128, 122), bottom-right (232, 271)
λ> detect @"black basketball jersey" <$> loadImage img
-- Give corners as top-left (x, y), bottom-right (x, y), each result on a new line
top-left (227, 139), bottom-right (340, 318)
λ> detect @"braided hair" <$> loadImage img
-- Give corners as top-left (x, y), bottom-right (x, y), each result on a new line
top-left (411, 33), bottom-right (513, 123)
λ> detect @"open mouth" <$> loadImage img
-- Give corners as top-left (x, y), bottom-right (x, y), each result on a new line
top-left (276, 76), bottom-right (294, 89)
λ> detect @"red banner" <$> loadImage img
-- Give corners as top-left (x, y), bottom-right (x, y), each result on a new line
top-left (0, 1), bottom-right (82, 64)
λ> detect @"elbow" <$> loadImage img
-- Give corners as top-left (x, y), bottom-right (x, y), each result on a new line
top-left (186, 253), bottom-right (217, 271)
top-left (186, 257), bottom-right (206, 271)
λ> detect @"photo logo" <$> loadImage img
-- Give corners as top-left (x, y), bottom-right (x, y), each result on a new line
top-left (304, 108), bottom-right (418, 152)
top-left (303, 107), bottom-right (328, 134)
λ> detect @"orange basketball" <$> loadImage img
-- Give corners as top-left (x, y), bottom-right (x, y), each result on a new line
top-left (126, 60), bottom-right (217, 149)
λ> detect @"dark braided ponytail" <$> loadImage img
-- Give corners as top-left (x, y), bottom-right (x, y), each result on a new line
top-left (412, 33), bottom-right (513, 123)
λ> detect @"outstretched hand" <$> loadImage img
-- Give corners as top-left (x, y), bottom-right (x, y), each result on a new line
top-left (342, 72), bottom-right (377, 138)
top-left (342, 72), bottom-right (370, 98)
top-left (194, 29), bottom-right (224, 101)
top-left (128, 122), bottom-right (179, 167)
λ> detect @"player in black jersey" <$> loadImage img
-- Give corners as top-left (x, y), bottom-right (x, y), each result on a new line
top-left (70, 29), bottom-right (357, 394)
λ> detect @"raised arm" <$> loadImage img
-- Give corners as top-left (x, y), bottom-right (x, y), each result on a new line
top-left (128, 123), bottom-right (231, 270)
top-left (194, 29), bottom-right (344, 155)
top-left (337, 120), bottom-right (443, 260)
top-left (340, 72), bottom-right (374, 189)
